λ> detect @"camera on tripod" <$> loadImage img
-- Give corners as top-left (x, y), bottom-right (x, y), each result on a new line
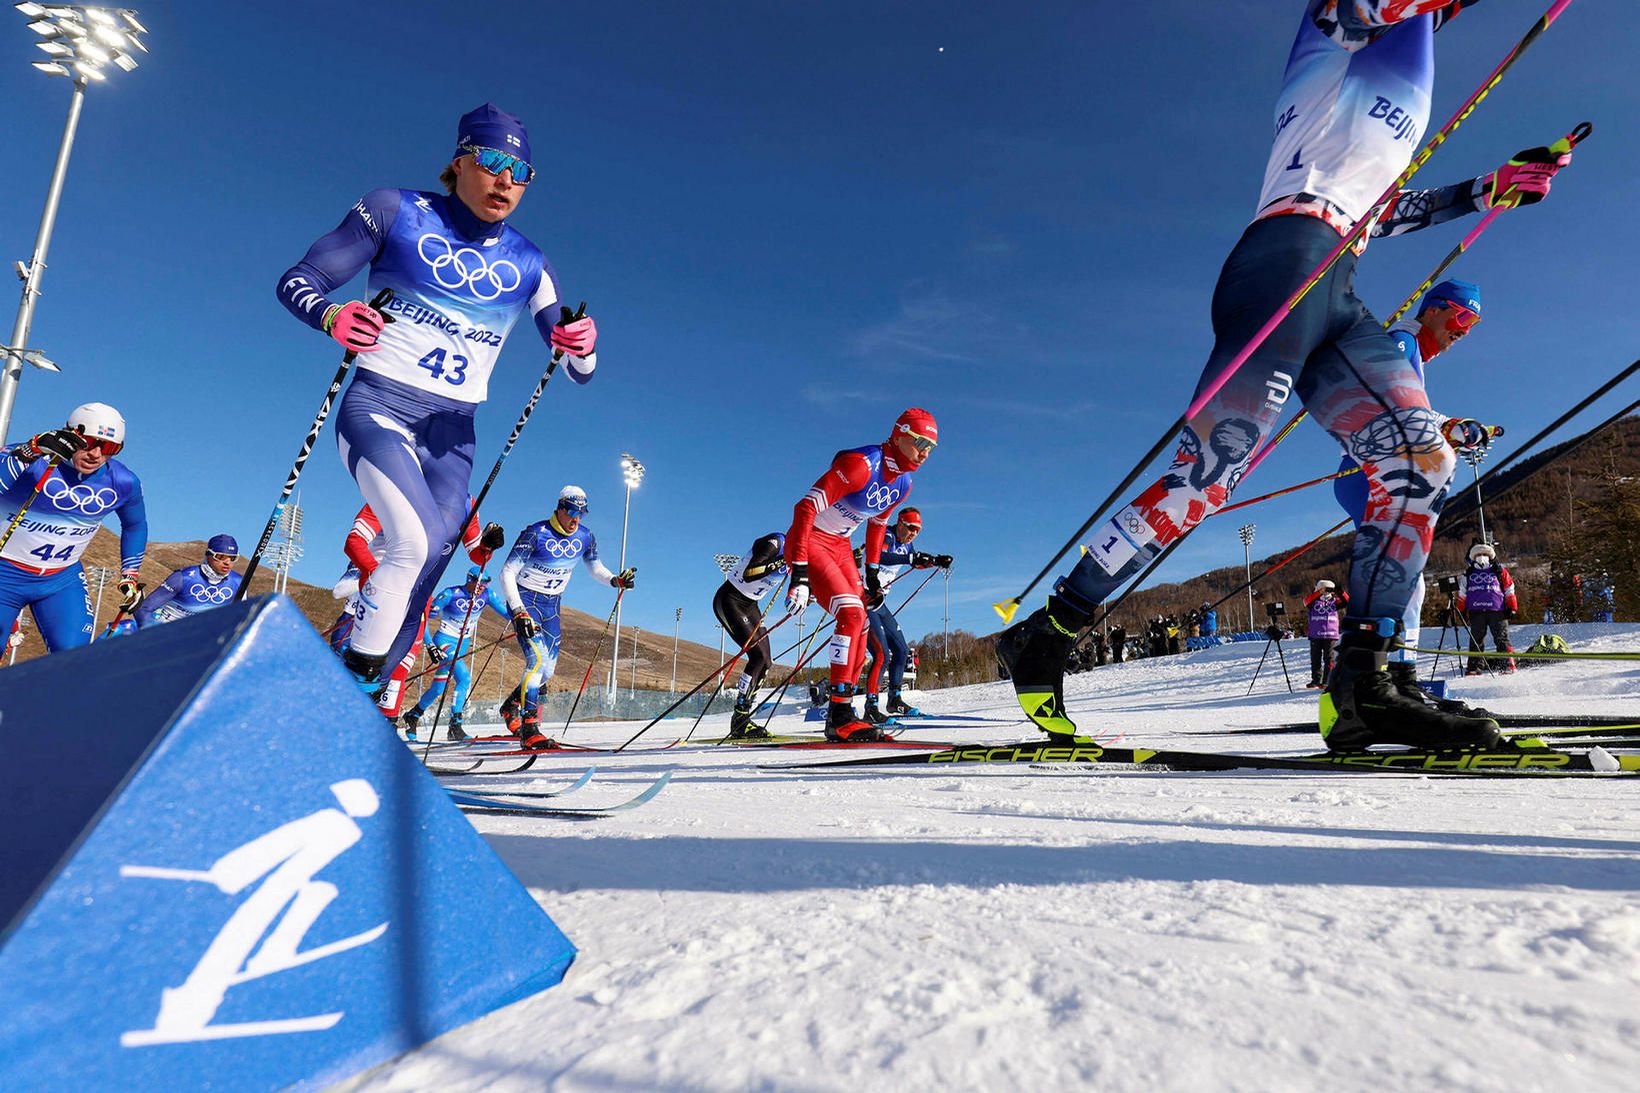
top-left (1263, 601), bottom-right (1286, 641)
top-left (1438, 574), bottom-right (1461, 595)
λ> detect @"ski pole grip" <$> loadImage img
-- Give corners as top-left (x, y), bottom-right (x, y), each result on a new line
top-left (1553, 121), bottom-right (1593, 154)
top-left (549, 300), bottom-right (589, 362)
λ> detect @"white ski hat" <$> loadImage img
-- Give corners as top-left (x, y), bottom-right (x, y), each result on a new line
top-left (1468, 542), bottom-right (1495, 562)
top-left (1314, 579), bottom-right (1335, 591)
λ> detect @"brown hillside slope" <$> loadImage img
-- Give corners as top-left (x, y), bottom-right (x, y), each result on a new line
top-left (5, 538), bottom-right (744, 698)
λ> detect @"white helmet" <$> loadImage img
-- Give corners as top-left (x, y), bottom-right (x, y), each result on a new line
top-left (67, 402), bottom-right (125, 449)
top-left (1468, 542), bottom-right (1495, 563)
top-left (557, 484), bottom-right (589, 515)
top-left (1315, 579), bottom-right (1335, 591)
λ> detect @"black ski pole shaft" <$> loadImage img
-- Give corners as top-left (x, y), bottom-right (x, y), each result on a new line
top-left (239, 287), bottom-right (395, 600)
top-left (751, 622), bottom-right (829, 735)
top-left (614, 609), bottom-right (799, 751)
top-left (1460, 359), bottom-right (1639, 497)
top-left (687, 576), bottom-right (788, 744)
top-left (993, 0), bottom-right (1583, 624)
top-left (562, 587), bottom-right (625, 736)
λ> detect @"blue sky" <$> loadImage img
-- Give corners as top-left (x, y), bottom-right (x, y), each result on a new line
top-left (1, 1), bottom-right (1636, 649)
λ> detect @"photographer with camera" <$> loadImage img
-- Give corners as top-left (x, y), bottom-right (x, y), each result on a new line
top-left (1304, 580), bottom-right (1347, 688)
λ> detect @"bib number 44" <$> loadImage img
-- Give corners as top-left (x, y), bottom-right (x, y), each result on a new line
top-left (415, 348), bottom-right (470, 387)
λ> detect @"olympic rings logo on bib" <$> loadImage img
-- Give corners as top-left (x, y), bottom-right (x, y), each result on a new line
top-left (543, 538), bottom-right (582, 559)
top-left (189, 582), bottom-right (235, 605)
top-left (417, 233), bottom-right (523, 301)
top-left (41, 477), bottom-right (119, 515)
top-left (864, 483), bottom-right (901, 511)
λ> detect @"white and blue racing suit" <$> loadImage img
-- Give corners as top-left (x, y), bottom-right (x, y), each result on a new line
top-left (500, 516), bottom-right (617, 713)
top-left (0, 453), bottom-right (146, 651)
top-left (276, 186), bottom-right (594, 674)
top-left (408, 579), bottom-right (509, 717)
top-left (135, 564), bottom-right (245, 628)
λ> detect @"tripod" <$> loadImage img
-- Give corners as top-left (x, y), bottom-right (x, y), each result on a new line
top-left (1246, 623), bottom-right (1294, 696)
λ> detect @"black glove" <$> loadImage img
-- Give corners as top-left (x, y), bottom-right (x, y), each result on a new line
top-left (118, 577), bottom-right (143, 613)
top-left (934, 554), bottom-right (953, 569)
top-left (512, 611), bottom-right (538, 642)
top-left (480, 522), bottom-right (506, 552)
top-left (427, 641), bottom-right (448, 665)
top-left (613, 567), bottom-right (637, 590)
top-left (16, 427), bottom-right (86, 464)
top-left (852, 545), bottom-right (865, 566)
top-left (864, 565), bottom-right (884, 607)
top-left (910, 552), bottom-right (935, 569)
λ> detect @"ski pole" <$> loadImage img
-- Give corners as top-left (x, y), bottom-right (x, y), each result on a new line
top-left (686, 575), bottom-right (788, 743)
top-left (1212, 466), bottom-right (1360, 517)
top-left (239, 287), bottom-right (395, 600)
top-left (561, 586), bottom-right (625, 737)
top-left (994, 0), bottom-right (1581, 623)
top-left (0, 454), bottom-right (59, 555)
top-left (749, 620), bottom-right (830, 737)
top-left (97, 589), bottom-right (142, 640)
top-left (614, 608), bottom-right (802, 751)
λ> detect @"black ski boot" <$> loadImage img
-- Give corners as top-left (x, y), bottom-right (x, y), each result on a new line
top-left (729, 697), bottom-right (770, 740)
top-left (399, 706), bottom-right (422, 741)
top-left (1387, 661), bottom-right (1497, 720)
top-left (447, 712), bottom-right (468, 743)
top-left (863, 697), bottom-right (890, 725)
top-left (886, 689), bottom-right (920, 717)
top-left (1321, 621), bottom-right (1503, 752)
top-left (824, 684), bottom-right (886, 742)
top-left (995, 593), bottom-right (1089, 741)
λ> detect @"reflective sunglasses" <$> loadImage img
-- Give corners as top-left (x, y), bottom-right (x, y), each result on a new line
top-left (895, 425), bottom-right (937, 455)
top-left (74, 432), bottom-right (122, 457)
top-left (1443, 302), bottom-right (1481, 331)
top-left (206, 551), bottom-right (237, 564)
top-left (461, 143), bottom-right (534, 185)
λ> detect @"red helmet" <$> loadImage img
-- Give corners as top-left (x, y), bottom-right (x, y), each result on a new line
top-left (890, 407), bottom-right (938, 467)
top-left (896, 507), bottom-right (923, 532)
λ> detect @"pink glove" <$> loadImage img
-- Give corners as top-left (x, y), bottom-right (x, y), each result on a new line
top-left (1484, 147), bottom-right (1571, 209)
top-left (324, 300), bottom-right (386, 353)
top-left (551, 314), bottom-right (597, 357)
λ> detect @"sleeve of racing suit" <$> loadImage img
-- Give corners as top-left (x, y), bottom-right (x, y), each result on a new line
top-left (486, 585), bottom-right (511, 621)
top-left (581, 532), bottom-right (617, 587)
top-left (344, 505), bottom-right (381, 579)
top-left (742, 534), bottom-right (785, 579)
top-left (275, 189), bottom-right (399, 333)
top-left (528, 258), bottom-right (595, 385)
top-left (1370, 179), bottom-right (1487, 238)
top-left (786, 450), bottom-right (873, 566)
top-left (425, 586), bottom-right (453, 629)
top-left (459, 507), bottom-right (490, 565)
top-left (134, 569), bottom-right (185, 628)
top-left (114, 475), bottom-right (148, 574)
top-left (1499, 566), bottom-right (1518, 613)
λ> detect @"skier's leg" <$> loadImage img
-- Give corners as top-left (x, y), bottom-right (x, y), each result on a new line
top-left (1466, 612), bottom-right (1487, 674)
top-left (29, 565), bottom-right (93, 652)
top-left (808, 537), bottom-right (873, 739)
top-left (883, 610), bottom-right (910, 693)
top-left (863, 609), bottom-right (886, 698)
top-left (450, 638), bottom-right (473, 712)
top-left (1309, 640), bottom-right (1324, 686)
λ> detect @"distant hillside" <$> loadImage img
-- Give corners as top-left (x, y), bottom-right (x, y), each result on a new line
top-left (6, 537), bottom-right (748, 697)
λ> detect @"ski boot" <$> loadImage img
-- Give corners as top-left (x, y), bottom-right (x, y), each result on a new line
top-left (447, 711), bottom-right (468, 743)
top-left (862, 696), bottom-right (891, 726)
top-left (824, 684), bottom-right (887, 742)
top-left (728, 697), bottom-right (764, 740)
top-left (342, 647), bottom-right (387, 690)
top-left (1386, 661), bottom-right (1497, 720)
top-left (885, 689), bottom-right (920, 718)
top-left (500, 695), bottom-right (523, 735)
top-left (516, 710), bottom-right (556, 751)
top-left (995, 593), bottom-right (1090, 743)
top-left (1320, 619), bottom-right (1503, 752)
top-left (398, 706), bottom-right (422, 741)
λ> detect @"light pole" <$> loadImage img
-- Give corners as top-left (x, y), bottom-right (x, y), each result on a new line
top-left (671, 606), bottom-right (681, 692)
top-left (2, 4), bottom-right (147, 443)
top-left (608, 452), bottom-right (644, 701)
top-left (86, 562), bottom-right (112, 637)
top-left (1238, 523), bottom-right (1257, 632)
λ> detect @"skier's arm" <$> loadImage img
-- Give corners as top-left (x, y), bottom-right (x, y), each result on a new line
top-left (485, 585), bottom-right (511, 620)
top-left (528, 265), bottom-right (597, 386)
top-left (1500, 566), bottom-right (1518, 613)
top-left (1370, 179), bottom-right (1485, 238)
top-left (499, 529), bottom-right (533, 614)
top-left (425, 586), bottom-right (454, 628)
top-left (344, 507), bottom-right (381, 580)
top-left (742, 534), bottom-right (785, 580)
top-left (786, 450), bottom-right (873, 566)
top-left (135, 570), bottom-right (185, 628)
top-left (114, 479), bottom-right (148, 575)
top-left (580, 534), bottom-right (617, 587)
top-left (275, 189), bottom-right (398, 332)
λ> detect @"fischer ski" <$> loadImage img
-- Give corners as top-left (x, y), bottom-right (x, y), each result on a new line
top-left (447, 771), bottom-right (673, 817)
top-left (765, 740), bottom-right (1639, 777)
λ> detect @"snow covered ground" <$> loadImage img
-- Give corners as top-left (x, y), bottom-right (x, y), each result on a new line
top-left (351, 623), bottom-right (1640, 1092)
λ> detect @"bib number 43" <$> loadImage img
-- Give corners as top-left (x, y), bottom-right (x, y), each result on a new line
top-left (415, 348), bottom-right (470, 387)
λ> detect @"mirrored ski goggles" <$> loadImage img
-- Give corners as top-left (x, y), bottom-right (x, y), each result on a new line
top-left (1443, 302), bottom-right (1481, 331)
top-left (460, 143), bottom-right (535, 185)
top-left (206, 551), bottom-right (237, 563)
top-left (75, 434), bottom-right (122, 457)
top-left (895, 426), bottom-right (937, 456)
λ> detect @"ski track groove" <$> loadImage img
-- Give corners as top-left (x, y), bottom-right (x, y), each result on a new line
top-left (343, 622), bottom-right (1640, 1092)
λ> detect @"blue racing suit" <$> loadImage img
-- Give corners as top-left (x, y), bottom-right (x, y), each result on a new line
top-left (409, 579), bottom-right (509, 717)
top-left (0, 452), bottom-right (146, 651)
top-left (276, 186), bottom-right (593, 675)
top-left (500, 516), bottom-right (617, 713)
top-left (136, 564), bottom-right (245, 628)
